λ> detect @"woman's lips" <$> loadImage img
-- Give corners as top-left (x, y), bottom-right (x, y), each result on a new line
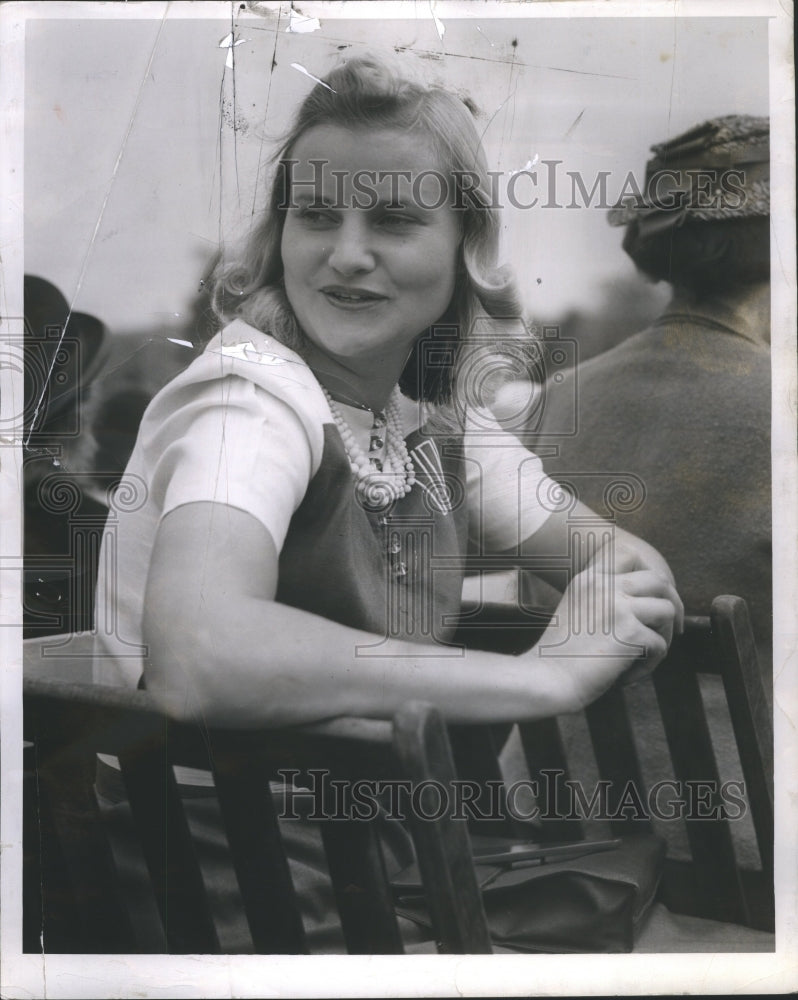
top-left (320, 286), bottom-right (388, 309)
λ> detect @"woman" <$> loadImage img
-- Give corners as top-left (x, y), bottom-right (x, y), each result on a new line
top-left (530, 114), bottom-right (771, 667)
top-left (96, 53), bottom-right (680, 713)
top-left (93, 53), bottom-right (681, 950)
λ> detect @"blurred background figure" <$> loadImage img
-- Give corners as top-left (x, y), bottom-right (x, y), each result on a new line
top-left (89, 388), bottom-right (153, 478)
top-left (525, 115), bottom-right (772, 677)
top-left (23, 274), bottom-right (204, 638)
top-left (496, 115), bottom-right (772, 874)
top-left (23, 275), bottom-right (109, 636)
top-left (20, 275), bottom-right (207, 952)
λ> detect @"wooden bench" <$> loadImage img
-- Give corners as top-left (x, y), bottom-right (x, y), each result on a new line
top-left (23, 593), bottom-right (773, 953)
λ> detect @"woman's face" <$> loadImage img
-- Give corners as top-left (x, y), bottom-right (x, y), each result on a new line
top-left (280, 125), bottom-right (462, 375)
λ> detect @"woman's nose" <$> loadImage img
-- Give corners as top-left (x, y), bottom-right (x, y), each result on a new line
top-left (327, 218), bottom-right (375, 275)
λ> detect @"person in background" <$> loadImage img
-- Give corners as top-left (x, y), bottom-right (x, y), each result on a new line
top-left (23, 275), bottom-right (108, 636)
top-left (502, 116), bottom-right (771, 884)
top-left (522, 115), bottom-right (771, 678)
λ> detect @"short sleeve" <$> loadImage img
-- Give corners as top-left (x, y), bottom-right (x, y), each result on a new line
top-left (143, 375), bottom-right (314, 552)
top-left (463, 407), bottom-right (556, 551)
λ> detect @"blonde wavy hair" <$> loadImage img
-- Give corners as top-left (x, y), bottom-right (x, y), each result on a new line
top-left (210, 52), bottom-right (524, 407)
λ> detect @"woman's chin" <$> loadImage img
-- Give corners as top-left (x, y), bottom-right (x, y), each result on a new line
top-left (303, 325), bottom-right (416, 371)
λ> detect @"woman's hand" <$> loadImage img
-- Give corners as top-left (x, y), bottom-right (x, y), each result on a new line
top-left (531, 553), bottom-right (679, 713)
top-left (513, 498), bottom-right (684, 635)
top-left (602, 527), bottom-right (685, 634)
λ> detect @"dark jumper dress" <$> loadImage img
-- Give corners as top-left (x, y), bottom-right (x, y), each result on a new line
top-left (99, 413), bottom-right (472, 954)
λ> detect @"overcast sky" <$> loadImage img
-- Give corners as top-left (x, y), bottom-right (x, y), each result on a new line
top-left (24, 11), bottom-right (769, 334)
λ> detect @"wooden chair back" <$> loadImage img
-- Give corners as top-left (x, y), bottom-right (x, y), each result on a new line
top-left (451, 594), bottom-right (774, 931)
top-left (23, 661), bottom-right (492, 955)
top-left (23, 592), bottom-right (773, 955)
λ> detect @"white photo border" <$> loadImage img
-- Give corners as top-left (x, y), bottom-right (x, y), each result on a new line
top-left (1, 2), bottom-right (795, 996)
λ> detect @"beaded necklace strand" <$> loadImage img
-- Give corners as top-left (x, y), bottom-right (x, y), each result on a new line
top-left (321, 386), bottom-right (415, 510)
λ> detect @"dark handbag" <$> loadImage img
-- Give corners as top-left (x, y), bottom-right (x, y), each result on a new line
top-left (392, 833), bottom-right (666, 953)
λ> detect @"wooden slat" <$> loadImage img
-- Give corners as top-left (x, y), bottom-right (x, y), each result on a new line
top-left (24, 700), bottom-right (140, 952)
top-left (653, 648), bottom-right (749, 926)
top-left (447, 724), bottom-right (516, 836)
top-left (518, 716), bottom-right (582, 842)
top-left (119, 733), bottom-right (220, 954)
top-left (585, 686), bottom-right (651, 837)
top-left (209, 738), bottom-right (308, 954)
top-left (320, 817), bottom-right (404, 954)
top-left (711, 596), bottom-right (774, 882)
top-left (291, 715), bottom-right (394, 747)
top-left (393, 702), bottom-right (492, 954)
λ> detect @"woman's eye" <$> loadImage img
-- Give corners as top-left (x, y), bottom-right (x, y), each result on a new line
top-left (378, 213), bottom-right (416, 230)
top-left (297, 207), bottom-right (337, 226)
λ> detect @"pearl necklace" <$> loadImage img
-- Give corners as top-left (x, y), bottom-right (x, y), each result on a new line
top-left (322, 386), bottom-right (416, 512)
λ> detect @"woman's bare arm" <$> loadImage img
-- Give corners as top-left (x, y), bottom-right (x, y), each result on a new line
top-left (143, 501), bottom-right (677, 728)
